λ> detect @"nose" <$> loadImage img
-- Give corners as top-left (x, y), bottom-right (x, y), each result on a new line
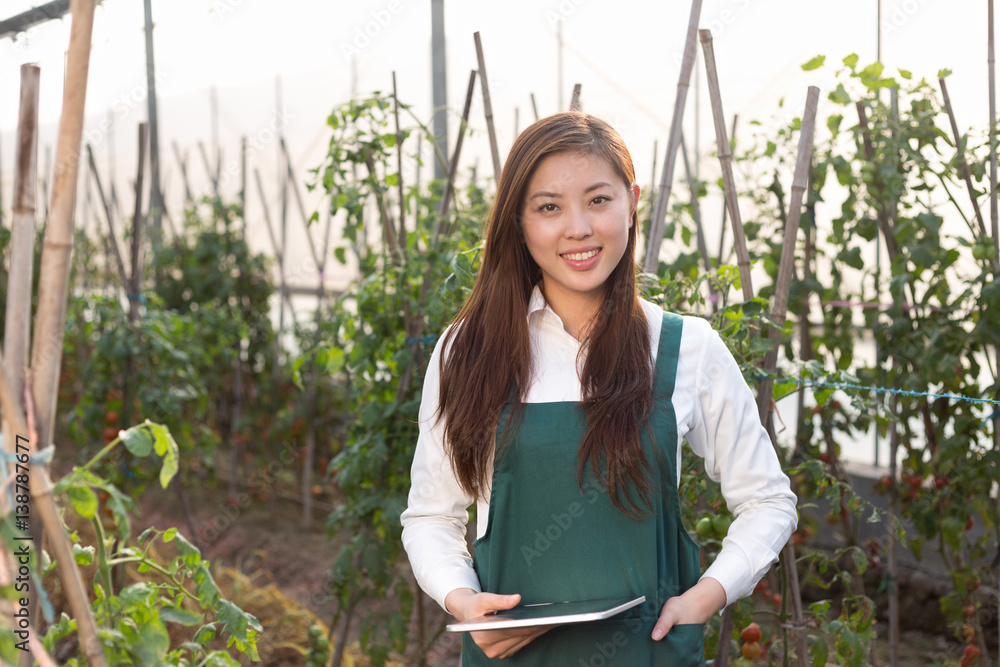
top-left (563, 206), bottom-right (593, 239)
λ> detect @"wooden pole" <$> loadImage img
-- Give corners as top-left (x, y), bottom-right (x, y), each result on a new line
top-left (648, 138), bottom-right (658, 232)
top-left (253, 168), bottom-right (295, 318)
top-left (989, 2), bottom-right (1000, 655)
top-left (939, 77), bottom-right (988, 238)
top-left (680, 132), bottom-right (711, 276)
top-left (280, 138), bottom-right (320, 267)
top-left (430, 0), bottom-right (449, 181)
top-left (4, 75), bottom-right (39, 655)
top-left (530, 92), bottom-right (539, 121)
top-left (643, 0), bottom-right (703, 272)
top-left (716, 113), bottom-right (738, 268)
top-left (22, 2), bottom-right (107, 662)
top-left (392, 71), bottom-right (408, 257)
top-left (3, 65), bottom-right (40, 470)
top-left (86, 146), bottom-right (129, 291)
top-left (198, 140), bottom-right (219, 199)
top-left (171, 140), bottom-right (192, 203)
top-left (473, 31), bottom-right (502, 181)
top-left (699, 29), bottom-right (752, 302)
top-left (755, 86), bottom-right (820, 423)
top-left (570, 83), bottom-right (582, 111)
top-left (514, 106), bottom-right (520, 137)
top-left (557, 18), bottom-right (564, 111)
top-left (142, 0), bottom-right (163, 241)
top-left (436, 70), bottom-right (476, 242)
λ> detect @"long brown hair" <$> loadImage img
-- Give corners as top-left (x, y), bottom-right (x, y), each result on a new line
top-left (437, 112), bottom-right (655, 518)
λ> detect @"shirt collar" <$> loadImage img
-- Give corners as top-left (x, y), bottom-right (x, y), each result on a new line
top-left (527, 284), bottom-right (548, 318)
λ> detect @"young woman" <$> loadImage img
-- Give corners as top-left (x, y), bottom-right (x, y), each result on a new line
top-left (401, 112), bottom-right (797, 665)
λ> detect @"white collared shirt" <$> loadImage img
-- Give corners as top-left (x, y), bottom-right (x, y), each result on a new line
top-left (401, 286), bottom-right (798, 611)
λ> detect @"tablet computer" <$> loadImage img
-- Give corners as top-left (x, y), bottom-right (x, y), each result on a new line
top-left (446, 595), bottom-right (645, 632)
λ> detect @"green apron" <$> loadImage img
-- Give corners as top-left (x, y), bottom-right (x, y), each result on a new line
top-left (462, 312), bottom-right (706, 666)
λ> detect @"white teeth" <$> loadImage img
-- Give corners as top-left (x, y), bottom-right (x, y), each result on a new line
top-left (563, 249), bottom-right (599, 261)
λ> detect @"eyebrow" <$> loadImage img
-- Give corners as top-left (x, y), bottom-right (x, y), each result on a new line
top-left (528, 181), bottom-right (614, 201)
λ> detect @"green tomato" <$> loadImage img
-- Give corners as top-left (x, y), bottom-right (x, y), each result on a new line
top-left (695, 516), bottom-right (714, 539)
top-left (712, 514), bottom-right (733, 539)
top-left (972, 242), bottom-right (997, 261)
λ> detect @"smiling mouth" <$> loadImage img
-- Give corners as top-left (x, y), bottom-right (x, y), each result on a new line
top-left (561, 249), bottom-right (600, 261)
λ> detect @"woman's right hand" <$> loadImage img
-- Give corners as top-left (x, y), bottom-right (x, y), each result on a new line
top-left (445, 588), bottom-right (552, 659)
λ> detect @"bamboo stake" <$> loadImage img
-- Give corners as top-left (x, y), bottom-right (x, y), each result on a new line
top-left (570, 83), bottom-right (582, 111)
top-left (680, 132), bottom-right (711, 276)
top-left (3, 63), bottom-right (40, 475)
top-left (939, 77), bottom-right (988, 238)
top-left (198, 140), bottom-right (219, 199)
top-left (716, 113), bottom-right (738, 269)
top-left (392, 71), bottom-right (408, 259)
top-left (989, 2), bottom-right (1000, 654)
top-left (514, 107), bottom-right (520, 137)
top-left (171, 140), bottom-right (192, 203)
top-left (530, 92), bottom-right (539, 121)
top-left (21, 2), bottom-right (106, 661)
top-left (886, 85), bottom-right (900, 667)
top-left (642, 0), bottom-right (703, 272)
top-left (648, 138), bottom-right (658, 232)
top-left (404, 71), bottom-right (477, 401)
top-left (436, 70), bottom-right (477, 241)
top-left (699, 29), bottom-right (752, 302)
top-left (3, 71), bottom-right (40, 651)
top-left (756, 87), bottom-right (821, 424)
top-left (279, 137), bottom-right (320, 268)
top-left (41, 145), bottom-right (50, 222)
top-left (473, 31), bottom-right (501, 181)
top-left (253, 168), bottom-right (296, 318)
top-left (30, 0), bottom-right (97, 459)
top-left (86, 146), bottom-right (129, 291)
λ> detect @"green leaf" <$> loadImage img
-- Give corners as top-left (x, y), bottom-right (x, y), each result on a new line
top-left (385, 172), bottom-right (399, 186)
top-left (162, 527), bottom-right (178, 542)
top-left (217, 599), bottom-right (262, 661)
top-left (121, 426), bottom-right (153, 457)
top-left (67, 486), bottom-right (98, 518)
top-left (938, 67), bottom-right (953, 79)
top-left (842, 53), bottom-right (859, 69)
top-left (72, 544), bottom-right (95, 565)
top-left (134, 619), bottom-right (170, 663)
top-left (193, 623), bottom-right (217, 645)
top-left (801, 55), bottom-right (826, 71)
top-left (160, 607), bottom-right (203, 626)
top-left (148, 421), bottom-right (180, 488)
top-left (827, 114), bottom-right (843, 135)
top-left (828, 83), bottom-right (851, 106)
top-left (334, 246), bottom-right (347, 265)
top-left (898, 68), bottom-right (912, 80)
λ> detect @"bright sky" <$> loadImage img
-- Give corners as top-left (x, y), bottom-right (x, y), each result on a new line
top-left (0, 0), bottom-right (992, 287)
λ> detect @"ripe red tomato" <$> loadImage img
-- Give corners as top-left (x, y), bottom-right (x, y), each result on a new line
top-left (963, 605), bottom-right (976, 618)
top-left (963, 645), bottom-right (980, 662)
top-left (740, 622), bottom-right (762, 644)
top-left (104, 410), bottom-right (118, 425)
top-left (965, 516), bottom-right (974, 531)
top-left (771, 593), bottom-right (782, 607)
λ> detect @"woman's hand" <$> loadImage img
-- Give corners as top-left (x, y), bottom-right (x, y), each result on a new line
top-left (651, 577), bottom-right (727, 640)
top-left (445, 588), bottom-right (552, 658)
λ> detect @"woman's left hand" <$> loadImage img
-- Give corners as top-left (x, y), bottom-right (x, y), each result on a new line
top-left (651, 577), bottom-right (727, 640)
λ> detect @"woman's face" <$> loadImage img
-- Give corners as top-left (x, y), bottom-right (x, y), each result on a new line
top-left (519, 151), bottom-right (639, 314)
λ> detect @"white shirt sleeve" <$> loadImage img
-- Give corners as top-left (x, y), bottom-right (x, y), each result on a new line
top-left (400, 333), bottom-right (482, 611)
top-left (679, 316), bottom-right (798, 606)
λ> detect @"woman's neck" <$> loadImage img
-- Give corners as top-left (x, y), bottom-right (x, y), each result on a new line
top-left (540, 283), bottom-right (604, 341)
